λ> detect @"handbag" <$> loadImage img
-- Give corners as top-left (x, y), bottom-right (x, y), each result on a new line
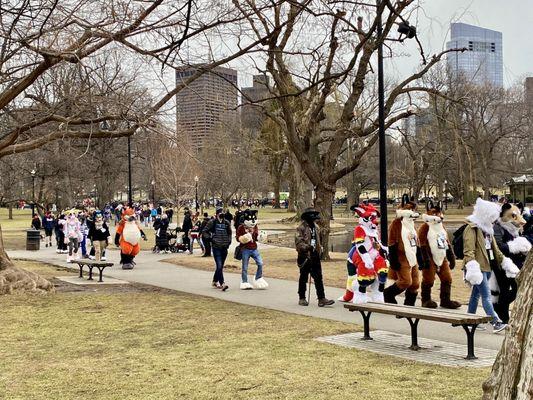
top-left (234, 245), bottom-right (243, 260)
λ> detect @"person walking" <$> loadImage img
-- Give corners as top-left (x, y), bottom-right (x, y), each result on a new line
top-left (204, 208), bottom-right (232, 290)
top-left (31, 213), bottom-right (41, 231)
top-left (189, 212), bottom-right (201, 254)
top-left (55, 214), bottom-right (68, 253)
top-left (199, 212), bottom-right (212, 257)
top-left (295, 208), bottom-right (335, 307)
top-left (463, 198), bottom-right (519, 333)
top-left (181, 208), bottom-right (193, 252)
top-left (236, 210), bottom-right (268, 289)
top-left (42, 211), bottom-right (54, 248)
top-left (64, 212), bottom-right (81, 262)
top-left (88, 212), bottom-right (110, 260)
top-left (153, 213), bottom-right (170, 253)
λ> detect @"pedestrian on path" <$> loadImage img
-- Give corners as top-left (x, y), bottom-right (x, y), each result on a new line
top-left (55, 214), bottom-right (68, 253)
top-left (295, 208), bottom-right (335, 307)
top-left (236, 210), bottom-right (268, 290)
top-left (65, 212), bottom-right (81, 263)
top-left (42, 211), bottom-right (54, 248)
top-left (205, 208), bottom-right (232, 291)
top-left (200, 212), bottom-right (212, 257)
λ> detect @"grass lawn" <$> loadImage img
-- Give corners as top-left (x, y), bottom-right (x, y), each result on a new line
top-left (0, 261), bottom-right (488, 400)
top-left (166, 246), bottom-right (473, 304)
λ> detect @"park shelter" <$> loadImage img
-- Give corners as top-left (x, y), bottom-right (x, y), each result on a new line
top-left (508, 174), bottom-right (533, 204)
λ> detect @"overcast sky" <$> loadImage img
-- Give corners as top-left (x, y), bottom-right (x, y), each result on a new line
top-left (233, 0), bottom-right (533, 88)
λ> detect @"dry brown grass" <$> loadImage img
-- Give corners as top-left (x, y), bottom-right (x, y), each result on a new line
top-left (166, 247), bottom-right (473, 304)
top-left (0, 261), bottom-right (488, 400)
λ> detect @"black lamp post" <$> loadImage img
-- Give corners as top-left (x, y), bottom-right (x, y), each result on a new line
top-left (194, 176), bottom-right (199, 213)
top-left (127, 135), bottom-right (133, 206)
top-left (376, 0), bottom-right (416, 244)
top-left (444, 180), bottom-right (448, 210)
top-left (151, 180), bottom-right (156, 205)
top-left (30, 169), bottom-right (36, 217)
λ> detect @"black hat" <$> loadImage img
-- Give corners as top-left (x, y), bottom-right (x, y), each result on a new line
top-left (301, 207), bottom-right (320, 221)
top-left (216, 208), bottom-right (224, 215)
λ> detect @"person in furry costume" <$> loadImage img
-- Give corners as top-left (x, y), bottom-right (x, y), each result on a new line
top-left (235, 210), bottom-right (269, 290)
top-left (338, 204), bottom-right (388, 303)
top-left (418, 201), bottom-right (461, 309)
top-left (463, 198), bottom-right (519, 332)
top-left (490, 203), bottom-right (531, 323)
top-left (384, 194), bottom-right (421, 306)
top-left (115, 207), bottom-right (147, 269)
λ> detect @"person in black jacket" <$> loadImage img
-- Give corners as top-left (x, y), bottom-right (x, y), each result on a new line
top-left (204, 208), bottom-right (232, 290)
top-left (42, 211), bottom-right (55, 248)
top-left (181, 208), bottom-right (193, 251)
top-left (199, 212), bottom-right (212, 257)
top-left (154, 214), bottom-right (170, 253)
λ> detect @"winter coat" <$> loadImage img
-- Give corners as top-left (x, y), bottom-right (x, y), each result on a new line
top-left (89, 221), bottom-right (110, 241)
top-left (182, 213), bottom-right (192, 233)
top-left (154, 218), bottom-right (169, 247)
top-left (204, 218), bottom-right (232, 249)
top-left (42, 216), bottom-right (54, 231)
top-left (200, 217), bottom-right (212, 240)
top-left (463, 222), bottom-right (504, 272)
top-left (295, 221), bottom-right (321, 255)
top-left (31, 217), bottom-right (41, 230)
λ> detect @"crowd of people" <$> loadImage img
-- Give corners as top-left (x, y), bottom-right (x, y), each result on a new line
top-left (28, 196), bottom-right (533, 331)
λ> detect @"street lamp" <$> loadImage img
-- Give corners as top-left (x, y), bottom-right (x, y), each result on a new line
top-left (376, 0), bottom-right (417, 244)
top-left (151, 180), bottom-right (156, 205)
top-left (127, 135), bottom-right (133, 206)
top-left (30, 169), bottom-right (36, 217)
top-left (194, 176), bottom-right (199, 213)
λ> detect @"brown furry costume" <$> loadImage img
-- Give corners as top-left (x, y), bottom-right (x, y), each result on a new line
top-left (384, 195), bottom-right (420, 306)
top-left (417, 201), bottom-right (461, 309)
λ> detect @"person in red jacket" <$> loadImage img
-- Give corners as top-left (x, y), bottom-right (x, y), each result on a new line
top-left (236, 210), bottom-right (268, 290)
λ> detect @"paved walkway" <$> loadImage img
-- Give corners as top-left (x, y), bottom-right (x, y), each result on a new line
top-left (10, 245), bottom-right (504, 352)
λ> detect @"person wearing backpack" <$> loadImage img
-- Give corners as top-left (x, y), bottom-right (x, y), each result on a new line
top-left (204, 208), bottom-right (232, 291)
top-left (199, 212), bottom-right (212, 257)
top-left (461, 198), bottom-right (519, 333)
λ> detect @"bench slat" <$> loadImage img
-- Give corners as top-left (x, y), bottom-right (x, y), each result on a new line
top-left (344, 302), bottom-right (492, 325)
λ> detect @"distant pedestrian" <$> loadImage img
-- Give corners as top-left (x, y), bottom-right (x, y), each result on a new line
top-left (42, 211), bottom-right (54, 248)
top-left (65, 213), bottom-right (81, 262)
top-left (182, 208), bottom-right (192, 251)
top-left (200, 212), bottom-right (212, 257)
top-left (31, 214), bottom-right (41, 230)
top-left (205, 208), bottom-right (232, 290)
top-left (154, 214), bottom-right (170, 253)
top-left (55, 214), bottom-right (68, 253)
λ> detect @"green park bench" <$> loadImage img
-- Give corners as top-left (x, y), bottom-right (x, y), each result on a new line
top-left (75, 260), bottom-right (114, 283)
top-left (344, 302), bottom-right (492, 360)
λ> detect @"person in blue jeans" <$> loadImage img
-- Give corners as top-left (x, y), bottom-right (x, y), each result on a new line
top-left (236, 210), bottom-right (268, 290)
top-left (204, 208), bottom-right (232, 291)
top-left (463, 198), bottom-right (519, 333)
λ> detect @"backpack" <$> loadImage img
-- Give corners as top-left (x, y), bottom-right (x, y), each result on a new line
top-left (452, 224), bottom-right (475, 260)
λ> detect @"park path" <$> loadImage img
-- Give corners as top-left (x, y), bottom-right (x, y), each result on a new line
top-left (10, 244), bottom-right (504, 352)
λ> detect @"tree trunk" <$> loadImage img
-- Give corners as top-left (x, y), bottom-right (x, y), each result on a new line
top-left (272, 174), bottom-right (281, 209)
top-left (314, 186), bottom-right (334, 260)
top-left (0, 224), bottom-right (54, 294)
top-left (8, 203), bottom-right (12, 220)
top-left (482, 252), bottom-right (533, 400)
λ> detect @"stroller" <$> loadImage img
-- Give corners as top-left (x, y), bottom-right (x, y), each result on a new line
top-left (167, 227), bottom-right (188, 253)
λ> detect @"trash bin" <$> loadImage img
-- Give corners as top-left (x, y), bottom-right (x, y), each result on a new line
top-left (26, 229), bottom-right (41, 251)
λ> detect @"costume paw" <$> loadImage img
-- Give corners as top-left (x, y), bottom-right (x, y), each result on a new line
top-left (122, 263), bottom-right (134, 270)
top-left (252, 277), bottom-right (269, 289)
top-left (257, 230), bottom-right (268, 243)
top-left (352, 292), bottom-right (369, 304)
top-left (370, 291), bottom-right (384, 303)
top-left (464, 261), bottom-right (483, 285)
top-left (502, 257), bottom-right (520, 278)
top-left (239, 233), bottom-right (253, 244)
top-left (338, 291), bottom-right (354, 302)
top-left (488, 273), bottom-right (500, 303)
top-left (507, 237), bottom-right (532, 255)
top-left (240, 282), bottom-right (253, 290)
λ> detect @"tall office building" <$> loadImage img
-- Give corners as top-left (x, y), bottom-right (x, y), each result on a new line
top-left (446, 23), bottom-right (503, 87)
top-left (175, 65), bottom-right (238, 148)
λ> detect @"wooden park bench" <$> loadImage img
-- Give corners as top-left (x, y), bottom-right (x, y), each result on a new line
top-left (344, 302), bottom-right (492, 360)
top-left (74, 260), bottom-right (114, 283)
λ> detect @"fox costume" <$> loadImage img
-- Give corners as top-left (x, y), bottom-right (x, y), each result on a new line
top-left (115, 207), bottom-right (146, 269)
top-left (417, 201), bottom-right (461, 309)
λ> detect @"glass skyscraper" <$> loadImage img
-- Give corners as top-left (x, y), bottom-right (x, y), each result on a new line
top-left (446, 23), bottom-right (503, 87)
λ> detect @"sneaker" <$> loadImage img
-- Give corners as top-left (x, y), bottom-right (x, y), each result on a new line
top-left (212, 282), bottom-right (220, 289)
top-left (220, 284), bottom-right (229, 291)
top-left (318, 298), bottom-right (335, 307)
top-left (476, 324), bottom-right (487, 331)
top-left (492, 321), bottom-right (507, 333)
top-left (298, 299), bottom-right (309, 306)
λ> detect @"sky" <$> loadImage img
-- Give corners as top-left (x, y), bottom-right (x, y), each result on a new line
top-left (232, 0), bottom-right (533, 89)
top-left (389, 0), bottom-right (533, 86)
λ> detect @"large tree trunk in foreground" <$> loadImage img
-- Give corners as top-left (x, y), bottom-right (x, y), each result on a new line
top-left (314, 186), bottom-right (334, 261)
top-left (482, 252), bottom-right (532, 399)
top-left (0, 224), bottom-right (53, 295)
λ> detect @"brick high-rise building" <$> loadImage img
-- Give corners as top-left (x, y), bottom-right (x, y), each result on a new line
top-left (175, 65), bottom-right (238, 148)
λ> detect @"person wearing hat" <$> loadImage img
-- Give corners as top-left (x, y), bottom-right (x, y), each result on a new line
top-left (204, 208), bottom-right (232, 290)
top-left (295, 207), bottom-right (335, 307)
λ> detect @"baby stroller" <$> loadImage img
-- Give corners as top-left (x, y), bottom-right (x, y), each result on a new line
top-left (168, 227), bottom-right (188, 253)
